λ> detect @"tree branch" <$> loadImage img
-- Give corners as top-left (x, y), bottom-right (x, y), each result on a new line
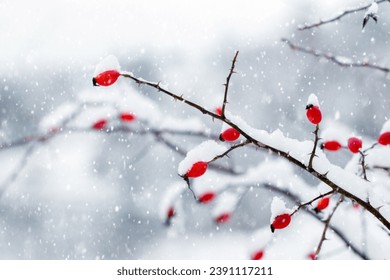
top-left (282, 38), bottom-right (390, 74)
top-left (314, 196), bottom-right (344, 259)
top-left (221, 51), bottom-right (239, 118)
top-left (308, 124), bottom-right (320, 169)
top-left (297, 0), bottom-right (389, 31)
top-left (262, 183), bottom-right (368, 260)
top-left (120, 68), bottom-right (390, 231)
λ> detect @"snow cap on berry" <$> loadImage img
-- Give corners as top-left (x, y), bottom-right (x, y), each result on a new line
top-left (94, 55), bottom-right (120, 77)
top-left (270, 196), bottom-right (291, 223)
top-left (178, 140), bottom-right (226, 176)
top-left (307, 93), bottom-right (320, 108)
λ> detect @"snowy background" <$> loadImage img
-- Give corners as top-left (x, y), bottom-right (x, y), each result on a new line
top-left (0, 0), bottom-right (389, 259)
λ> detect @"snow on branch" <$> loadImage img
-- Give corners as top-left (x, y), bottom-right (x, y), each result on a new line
top-left (120, 58), bottom-right (390, 231)
top-left (282, 38), bottom-right (390, 74)
top-left (297, 0), bottom-right (388, 31)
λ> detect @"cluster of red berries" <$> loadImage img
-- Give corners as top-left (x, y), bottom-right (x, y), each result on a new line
top-left (306, 98), bottom-right (390, 153)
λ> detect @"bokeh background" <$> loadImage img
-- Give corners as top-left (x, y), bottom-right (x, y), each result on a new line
top-left (0, 0), bottom-right (389, 259)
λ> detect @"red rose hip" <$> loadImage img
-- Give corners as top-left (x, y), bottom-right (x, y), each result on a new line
top-left (119, 112), bottom-right (136, 122)
top-left (321, 140), bottom-right (342, 151)
top-left (93, 70), bottom-right (121, 87)
top-left (219, 128), bottom-right (240, 142)
top-left (306, 105), bottom-right (322, 125)
top-left (198, 192), bottom-right (216, 204)
top-left (251, 250), bottom-right (264, 260)
top-left (215, 213), bottom-right (231, 224)
top-left (92, 119), bottom-right (108, 130)
top-left (314, 197), bottom-right (330, 212)
top-left (271, 213), bottom-right (291, 232)
top-left (347, 137), bottom-right (362, 153)
top-left (186, 161), bottom-right (208, 178)
top-left (378, 132), bottom-right (390, 146)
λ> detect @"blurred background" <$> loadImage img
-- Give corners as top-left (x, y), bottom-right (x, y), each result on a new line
top-left (0, 0), bottom-right (389, 259)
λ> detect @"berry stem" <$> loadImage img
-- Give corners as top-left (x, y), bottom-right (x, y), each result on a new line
top-left (308, 124), bottom-right (320, 170)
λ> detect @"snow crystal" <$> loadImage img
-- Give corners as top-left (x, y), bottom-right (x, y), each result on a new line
top-left (307, 93), bottom-right (319, 107)
top-left (177, 140), bottom-right (226, 175)
top-left (94, 55), bottom-right (120, 76)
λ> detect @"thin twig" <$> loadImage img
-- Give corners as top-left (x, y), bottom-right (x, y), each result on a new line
top-left (308, 124), bottom-right (320, 170)
top-left (290, 190), bottom-right (334, 216)
top-left (209, 140), bottom-right (251, 163)
top-left (297, 0), bottom-right (388, 31)
top-left (262, 183), bottom-right (368, 260)
top-left (221, 51), bottom-right (239, 118)
top-left (359, 150), bottom-right (369, 181)
top-left (314, 196), bottom-right (344, 259)
top-left (282, 38), bottom-right (390, 74)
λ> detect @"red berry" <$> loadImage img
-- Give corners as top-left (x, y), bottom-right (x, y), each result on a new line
top-left (306, 105), bottom-right (322, 125)
top-left (353, 202), bottom-right (360, 209)
top-left (219, 128), bottom-right (240, 142)
top-left (322, 141), bottom-right (342, 151)
top-left (271, 214), bottom-right (291, 232)
top-left (348, 137), bottom-right (362, 153)
top-left (119, 112), bottom-right (136, 122)
top-left (215, 213), bottom-right (231, 224)
top-left (315, 197), bottom-right (330, 212)
top-left (167, 207), bottom-right (175, 219)
top-left (251, 250), bottom-right (264, 260)
top-left (378, 132), bottom-right (390, 146)
top-left (92, 119), bottom-right (107, 130)
top-left (93, 70), bottom-right (120, 87)
top-left (215, 107), bottom-right (222, 116)
top-left (309, 253), bottom-right (317, 260)
top-left (198, 192), bottom-right (215, 204)
top-left (186, 161), bottom-right (208, 178)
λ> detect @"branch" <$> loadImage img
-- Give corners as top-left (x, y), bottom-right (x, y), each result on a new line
top-left (297, 0), bottom-right (389, 31)
top-left (209, 140), bottom-right (251, 163)
top-left (314, 196), bottom-right (344, 259)
top-left (262, 183), bottom-right (368, 260)
top-left (121, 68), bottom-right (390, 231)
top-left (290, 190), bottom-right (334, 216)
top-left (359, 151), bottom-right (369, 181)
top-left (308, 124), bottom-right (320, 170)
top-left (221, 51), bottom-right (239, 118)
top-left (282, 38), bottom-right (390, 74)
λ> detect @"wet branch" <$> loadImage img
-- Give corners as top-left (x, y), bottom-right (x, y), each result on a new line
top-left (308, 124), bottom-right (320, 170)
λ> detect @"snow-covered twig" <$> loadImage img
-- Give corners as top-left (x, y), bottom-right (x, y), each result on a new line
top-left (221, 51), bottom-right (239, 118)
top-left (262, 183), bottom-right (368, 259)
top-left (209, 140), bottom-right (251, 163)
top-left (297, 0), bottom-right (388, 31)
top-left (282, 38), bottom-right (390, 74)
top-left (121, 67), bottom-right (390, 231)
top-left (314, 196), bottom-right (344, 259)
